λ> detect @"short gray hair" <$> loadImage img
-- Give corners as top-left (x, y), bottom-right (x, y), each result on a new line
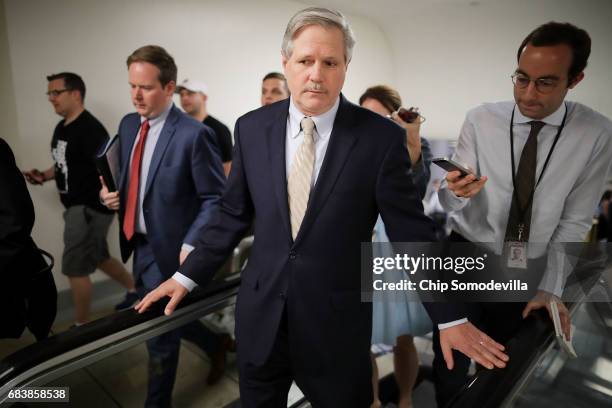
top-left (282, 7), bottom-right (356, 63)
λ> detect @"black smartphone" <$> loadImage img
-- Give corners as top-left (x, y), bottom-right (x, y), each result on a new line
top-left (432, 157), bottom-right (480, 181)
top-left (397, 107), bottom-right (419, 123)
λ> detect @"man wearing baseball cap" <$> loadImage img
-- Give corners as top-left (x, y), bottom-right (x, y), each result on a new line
top-left (177, 79), bottom-right (233, 176)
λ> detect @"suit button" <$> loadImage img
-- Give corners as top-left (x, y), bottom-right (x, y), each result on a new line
top-left (279, 292), bottom-right (286, 299)
top-left (289, 251), bottom-right (297, 260)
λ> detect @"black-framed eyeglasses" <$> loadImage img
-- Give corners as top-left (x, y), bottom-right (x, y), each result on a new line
top-left (511, 73), bottom-right (563, 94)
top-left (46, 89), bottom-right (69, 97)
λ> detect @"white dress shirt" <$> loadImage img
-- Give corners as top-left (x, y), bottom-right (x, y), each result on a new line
top-left (129, 102), bottom-right (173, 235)
top-left (285, 96), bottom-right (339, 186)
top-left (173, 97), bottom-right (341, 291)
top-left (437, 100), bottom-right (612, 328)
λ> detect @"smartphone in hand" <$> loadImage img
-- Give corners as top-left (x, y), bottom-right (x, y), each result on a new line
top-left (432, 157), bottom-right (480, 181)
top-left (550, 301), bottom-right (577, 358)
top-left (397, 107), bottom-right (420, 123)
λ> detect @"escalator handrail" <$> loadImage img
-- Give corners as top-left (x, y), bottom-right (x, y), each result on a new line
top-left (0, 272), bottom-right (241, 400)
top-left (446, 308), bottom-right (557, 408)
top-left (448, 244), bottom-right (611, 408)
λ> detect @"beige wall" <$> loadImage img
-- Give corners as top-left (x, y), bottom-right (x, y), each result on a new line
top-left (306, 0), bottom-right (612, 139)
top-left (0, 0), bottom-right (18, 150)
top-left (4, 0), bottom-right (611, 291)
top-left (3, 0), bottom-right (394, 291)
top-left (384, 0), bottom-right (612, 139)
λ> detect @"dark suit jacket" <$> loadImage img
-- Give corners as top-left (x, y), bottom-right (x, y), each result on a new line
top-left (179, 96), bottom-right (436, 371)
top-left (1, 138), bottom-right (57, 340)
top-left (117, 105), bottom-right (225, 278)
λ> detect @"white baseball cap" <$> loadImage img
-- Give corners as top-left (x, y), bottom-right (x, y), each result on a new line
top-left (176, 79), bottom-right (208, 95)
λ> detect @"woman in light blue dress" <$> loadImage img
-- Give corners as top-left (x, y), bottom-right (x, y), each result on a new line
top-left (360, 85), bottom-right (433, 408)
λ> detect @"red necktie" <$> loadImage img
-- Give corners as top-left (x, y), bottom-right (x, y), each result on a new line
top-left (123, 120), bottom-right (150, 240)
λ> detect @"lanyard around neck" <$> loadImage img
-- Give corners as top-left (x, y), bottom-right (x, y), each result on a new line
top-left (509, 103), bottom-right (568, 218)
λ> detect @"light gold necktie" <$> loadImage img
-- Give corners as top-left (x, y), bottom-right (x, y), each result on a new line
top-left (288, 117), bottom-right (316, 240)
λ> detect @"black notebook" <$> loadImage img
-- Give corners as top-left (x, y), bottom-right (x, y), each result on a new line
top-left (95, 135), bottom-right (120, 192)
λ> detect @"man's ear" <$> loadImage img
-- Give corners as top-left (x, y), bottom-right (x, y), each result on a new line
top-left (70, 90), bottom-right (82, 104)
top-left (568, 71), bottom-right (584, 89)
top-left (165, 80), bottom-right (176, 96)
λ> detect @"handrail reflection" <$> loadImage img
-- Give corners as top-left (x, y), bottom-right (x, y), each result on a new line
top-left (0, 272), bottom-right (241, 402)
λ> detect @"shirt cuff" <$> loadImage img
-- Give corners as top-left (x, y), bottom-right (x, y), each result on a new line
top-left (537, 280), bottom-right (564, 298)
top-left (438, 187), bottom-right (468, 212)
top-left (172, 272), bottom-right (198, 292)
top-left (537, 246), bottom-right (571, 298)
top-left (181, 243), bottom-right (195, 253)
top-left (438, 318), bottom-right (468, 330)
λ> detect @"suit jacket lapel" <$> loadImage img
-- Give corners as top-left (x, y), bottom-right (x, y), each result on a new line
top-left (267, 100), bottom-right (292, 242)
top-left (144, 106), bottom-right (178, 197)
top-left (119, 115), bottom-right (141, 195)
top-left (293, 95), bottom-right (359, 246)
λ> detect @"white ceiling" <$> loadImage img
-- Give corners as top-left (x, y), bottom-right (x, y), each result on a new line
top-left (295, 0), bottom-right (493, 28)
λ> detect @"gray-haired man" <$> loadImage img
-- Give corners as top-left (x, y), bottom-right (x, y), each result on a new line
top-left (135, 7), bottom-right (435, 406)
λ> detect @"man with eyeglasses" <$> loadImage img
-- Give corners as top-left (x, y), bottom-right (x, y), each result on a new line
top-left (429, 22), bottom-right (612, 407)
top-left (23, 72), bottom-right (137, 327)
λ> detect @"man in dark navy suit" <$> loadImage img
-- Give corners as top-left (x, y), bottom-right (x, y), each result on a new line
top-left (100, 45), bottom-right (226, 407)
top-left (136, 8), bottom-right (436, 407)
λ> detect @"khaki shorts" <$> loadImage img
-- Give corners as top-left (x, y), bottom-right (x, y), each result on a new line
top-left (62, 205), bottom-right (114, 277)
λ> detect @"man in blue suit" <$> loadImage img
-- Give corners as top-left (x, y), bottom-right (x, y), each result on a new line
top-left (100, 45), bottom-right (226, 407)
top-left (136, 9), bottom-right (436, 407)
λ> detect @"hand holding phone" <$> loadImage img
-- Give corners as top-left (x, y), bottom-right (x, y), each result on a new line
top-left (432, 157), bottom-right (479, 180)
top-left (390, 107), bottom-right (425, 125)
top-left (397, 107), bottom-right (420, 123)
top-left (550, 301), bottom-right (577, 358)
top-left (433, 157), bottom-right (487, 198)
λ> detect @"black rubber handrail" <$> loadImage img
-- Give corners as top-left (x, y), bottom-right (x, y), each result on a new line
top-left (446, 308), bottom-right (555, 408)
top-left (0, 272), bottom-right (241, 396)
top-left (448, 244), bottom-right (611, 408)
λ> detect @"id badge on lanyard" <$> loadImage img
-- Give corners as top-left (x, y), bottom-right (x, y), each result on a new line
top-left (506, 224), bottom-right (528, 269)
top-left (506, 104), bottom-right (567, 270)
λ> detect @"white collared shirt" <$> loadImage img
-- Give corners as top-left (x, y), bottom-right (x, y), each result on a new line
top-left (285, 96), bottom-right (340, 186)
top-left (437, 100), bottom-right (612, 328)
top-left (439, 101), bottom-right (612, 249)
top-left (129, 102), bottom-right (173, 234)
